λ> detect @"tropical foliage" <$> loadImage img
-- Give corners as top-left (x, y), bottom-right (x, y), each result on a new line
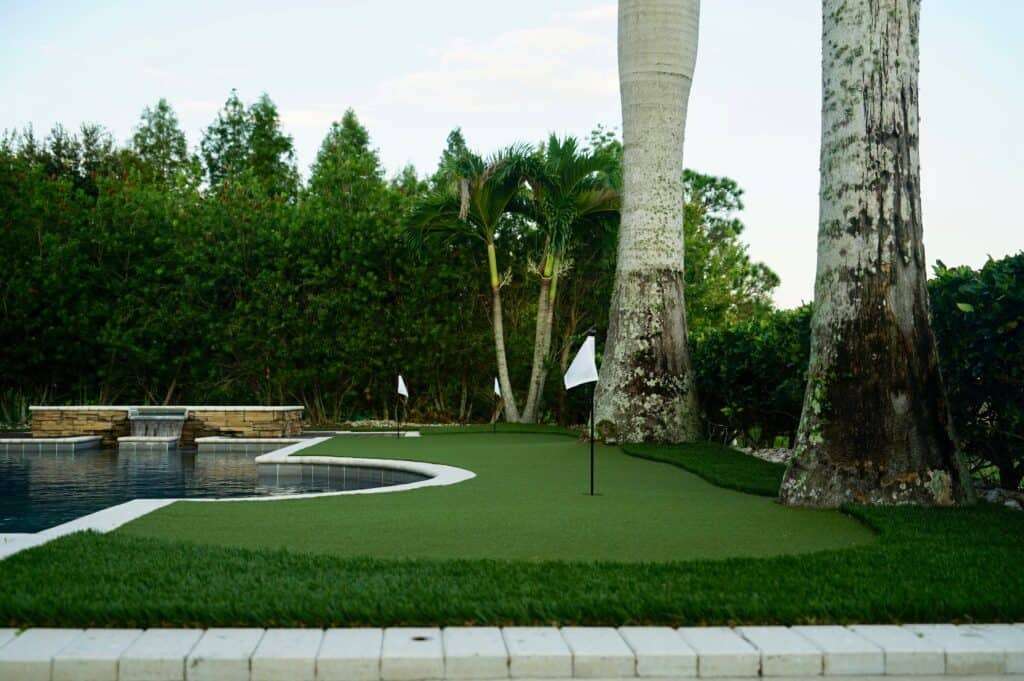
top-left (1, 93), bottom-right (1019, 490)
top-left (930, 254), bottom-right (1024, 490)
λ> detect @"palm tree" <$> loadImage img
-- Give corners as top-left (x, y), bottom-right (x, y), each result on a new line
top-left (594, 0), bottom-right (703, 443)
top-left (409, 146), bottom-right (531, 422)
top-left (518, 135), bottom-right (619, 423)
top-left (780, 0), bottom-right (973, 507)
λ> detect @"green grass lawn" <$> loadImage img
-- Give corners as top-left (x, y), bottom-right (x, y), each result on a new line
top-left (0, 428), bottom-right (1021, 628)
top-left (113, 431), bottom-right (872, 562)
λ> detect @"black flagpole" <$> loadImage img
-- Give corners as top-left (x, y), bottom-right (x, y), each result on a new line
top-left (396, 391), bottom-right (402, 438)
top-left (589, 380), bottom-right (595, 496)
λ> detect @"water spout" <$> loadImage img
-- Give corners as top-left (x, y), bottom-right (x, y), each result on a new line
top-left (128, 407), bottom-right (188, 439)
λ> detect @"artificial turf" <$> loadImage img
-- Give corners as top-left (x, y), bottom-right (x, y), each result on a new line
top-left (112, 431), bottom-right (873, 562)
top-left (1, 428), bottom-right (1021, 628)
top-left (622, 441), bottom-right (786, 497)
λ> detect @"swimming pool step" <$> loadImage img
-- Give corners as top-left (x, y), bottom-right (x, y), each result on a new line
top-left (195, 437), bottom-right (306, 453)
top-left (0, 625), bottom-right (1022, 680)
top-left (118, 436), bottom-right (180, 452)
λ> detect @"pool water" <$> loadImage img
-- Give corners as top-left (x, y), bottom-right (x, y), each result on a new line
top-left (0, 448), bottom-right (427, 533)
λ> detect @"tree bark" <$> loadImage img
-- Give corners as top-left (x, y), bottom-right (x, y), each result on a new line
top-left (594, 0), bottom-right (703, 443)
top-left (488, 242), bottom-right (520, 422)
top-left (521, 254), bottom-right (556, 423)
top-left (780, 0), bottom-right (973, 507)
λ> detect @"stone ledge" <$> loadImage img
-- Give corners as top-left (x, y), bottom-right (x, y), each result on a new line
top-left (31, 405), bottom-right (305, 446)
top-left (0, 435), bottom-right (102, 453)
top-left (0, 435), bottom-right (102, 444)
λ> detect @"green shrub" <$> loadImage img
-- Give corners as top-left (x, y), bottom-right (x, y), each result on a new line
top-left (691, 306), bottom-right (811, 447)
top-left (930, 254), bottom-right (1024, 490)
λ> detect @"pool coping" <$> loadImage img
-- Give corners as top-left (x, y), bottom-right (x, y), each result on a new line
top-left (0, 436), bottom-right (475, 561)
top-left (29, 405), bottom-right (305, 411)
top-left (0, 435), bottom-right (102, 453)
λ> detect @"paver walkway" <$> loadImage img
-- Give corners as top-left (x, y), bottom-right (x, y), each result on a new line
top-left (1, 624), bottom-right (1022, 680)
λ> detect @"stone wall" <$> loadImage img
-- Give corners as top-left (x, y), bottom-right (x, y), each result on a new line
top-left (30, 409), bottom-right (130, 447)
top-left (30, 407), bottom-right (304, 447)
top-left (180, 409), bottom-right (303, 445)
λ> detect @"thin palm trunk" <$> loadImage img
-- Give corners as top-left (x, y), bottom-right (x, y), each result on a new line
top-left (521, 253), bottom-right (557, 423)
top-left (780, 0), bottom-right (972, 507)
top-left (488, 242), bottom-right (519, 421)
top-left (594, 0), bottom-right (702, 443)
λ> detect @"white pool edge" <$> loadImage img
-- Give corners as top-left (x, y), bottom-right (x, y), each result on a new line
top-left (0, 436), bottom-right (475, 560)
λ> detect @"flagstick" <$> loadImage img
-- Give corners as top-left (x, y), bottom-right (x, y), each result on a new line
top-left (589, 381), bottom-right (595, 496)
top-left (396, 397), bottom-right (402, 439)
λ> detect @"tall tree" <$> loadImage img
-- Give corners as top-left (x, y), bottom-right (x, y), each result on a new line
top-left (683, 171), bottom-right (779, 334)
top-left (780, 0), bottom-right (973, 506)
top-left (201, 90), bottom-right (250, 189)
top-left (308, 109), bottom-right (382, 201)
top-left (519, 135), bottom-right (619, 423)
top-left (300, 109), bottom-right (396, 417)
top-left (200, 90), bottom-right (297, 197)
top-left (248, 94), bottom-right (298, 198)
top-left (131, 99), bottom-right (193, 185)
top-left (595, 0), bottom-right (702, 443)
top-left (409, 146), bottom-right (530, 422)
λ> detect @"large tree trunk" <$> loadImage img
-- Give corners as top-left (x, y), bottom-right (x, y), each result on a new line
top-left (780, 0), bottom-right (973, 507)
top-left (594, 0), bottom-right (702, 443)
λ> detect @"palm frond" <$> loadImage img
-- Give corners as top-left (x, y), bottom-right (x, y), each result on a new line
top-left (406, 188), bottom-right (484, 248)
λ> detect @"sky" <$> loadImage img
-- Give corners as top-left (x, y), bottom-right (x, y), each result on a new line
top-left (1, 0), bottom-right (1021, 308)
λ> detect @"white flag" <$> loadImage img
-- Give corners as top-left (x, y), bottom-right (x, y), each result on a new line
top-left (564, 335), bottom-right (598, 390)
top-left (494, 377), bottom-right (501, 397)
top-left (397, 374), bottom-right (409, 398)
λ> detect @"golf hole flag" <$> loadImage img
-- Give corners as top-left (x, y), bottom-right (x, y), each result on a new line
top-left (494, 377), bottom-right (501, 397)
top-left (397, 374), bottom-right (409, 398)
top-left (564, 335), bottom-right (598, 390)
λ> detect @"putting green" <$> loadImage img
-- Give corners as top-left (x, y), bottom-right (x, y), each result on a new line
top-left (118, 432), bottom-right (875, 561)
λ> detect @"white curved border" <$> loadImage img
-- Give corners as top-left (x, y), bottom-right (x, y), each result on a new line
top-left (0, 436), bottom-right (475, 560)
top-left (195, 436), bottom-right (476, 502)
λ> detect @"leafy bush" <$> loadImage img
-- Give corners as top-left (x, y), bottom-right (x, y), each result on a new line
top-left (691, 306), bottom-right (811, 446)
top-left (930, 254), bottom-right (1024, 490)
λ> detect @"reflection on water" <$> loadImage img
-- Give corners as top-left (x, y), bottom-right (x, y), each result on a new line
top-left (0, 448), bottom-right (427, 533)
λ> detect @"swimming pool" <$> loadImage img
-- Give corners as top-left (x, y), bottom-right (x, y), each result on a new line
top-left (0, 447), bottom-right (427, 533)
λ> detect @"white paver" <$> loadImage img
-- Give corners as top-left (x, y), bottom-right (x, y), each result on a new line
top-left (677, 627), bottom-right (759, 678)
top-left (965, 623), bottom-right (1024, 673)
top-left (502, 627), bottom-right (572, 679)
top-left (250, 628), bottom-right (323, 681)
top-left (0, 631), bottom-right (16, 651)
top-left (618, 626), bottom-right (697, 677)
top-left (793, 626), bottom-right (883, 676)
top-left (317, 628), bottom-right (383, 681)
top-left (185, 628), bottom-right (264, 681)
top-left (443, 627), bottom-right (509, 679)
top-left (51, 628), bottom-right (143, 681)
top-left (381, 628), bottom-right (444, 681)
top-left (561, 627), bottom-right (635, 678)
top-left (905, 623), bottom-right (1005, 675)
top-left (848, 625), bottom-right (945, 676)
top-left (119, 628), bottom-right (204, 681)
top-left (737, 626), bottom-right (822, 677)
top-left (0, 628), bottom-right (83, 681)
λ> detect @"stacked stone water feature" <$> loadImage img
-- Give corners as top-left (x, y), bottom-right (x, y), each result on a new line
top-left (118, 407), bottom-right (188, 451)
